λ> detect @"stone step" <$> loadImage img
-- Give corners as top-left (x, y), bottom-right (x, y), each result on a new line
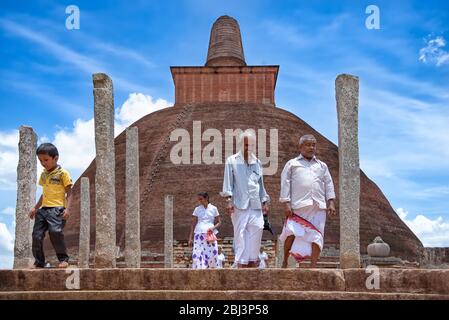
top-left (116, 261), bottom-right (165, 268)
top-left (297, 261), bottom-right (340, 269)
top-left (62, 255), bottom-right (400, 269)
top-left (316, 256), bottom-right (340, 262)
top-left (141, 256), bottom-right (165, 262)
top-left (1, 290), bottom-right (448, 300)
top-left (74, 263), bottom-right (167, 269)
top-left (139, 264), bottom-right (165, 269)
top-left (1, 269), bottom-right (448, 295)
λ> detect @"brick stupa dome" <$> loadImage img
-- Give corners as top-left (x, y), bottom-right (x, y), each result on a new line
top-left (64, 15), bottom-right (423, 262)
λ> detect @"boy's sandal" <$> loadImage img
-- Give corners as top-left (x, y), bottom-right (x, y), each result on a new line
top-left (57, 261), bottom-right (69, 268)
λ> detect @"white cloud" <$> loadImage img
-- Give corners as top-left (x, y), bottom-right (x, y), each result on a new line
top-left (53, 118), bottom-right (95, 172)
top-left (419, 36), bottom-right (449, 67)
top-left (397, 208), bottom-right (449, 247)
top-left (0, 130), bottom-right (19, 190)
top-left (1, 207), bottom-right (15, 216)
top-left (115, 93), bottom-right (171, 133)
top-left (0, 221), bottom-right (14, 269)
top-left (0, 130), bottom-right (19, 149)
top-left (0, 222), bottom-right (14, 253)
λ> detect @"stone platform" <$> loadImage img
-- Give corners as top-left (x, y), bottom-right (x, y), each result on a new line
top-left (1, 268), bottom-right (448, 300)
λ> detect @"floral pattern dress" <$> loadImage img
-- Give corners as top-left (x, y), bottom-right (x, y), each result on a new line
top-left (192, 233), bottom-right (219, 269)
top-left (191, 203), bottom-right (220, 269)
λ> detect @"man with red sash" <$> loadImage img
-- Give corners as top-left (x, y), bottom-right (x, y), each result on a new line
top-left (279, 134), bottom-right (337, 268)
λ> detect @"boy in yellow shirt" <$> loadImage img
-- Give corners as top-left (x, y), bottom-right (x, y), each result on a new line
top-left (28, 143), bottom-right (73, 268)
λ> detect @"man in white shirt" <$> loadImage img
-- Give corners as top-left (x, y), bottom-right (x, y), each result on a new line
top-left (279, 134), bottom-right (336, 268)
top-left (221, 130), bottom-right (270, 268)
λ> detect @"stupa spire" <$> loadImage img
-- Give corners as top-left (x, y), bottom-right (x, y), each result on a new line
top-left (205, 15), bottom-right (246, 66)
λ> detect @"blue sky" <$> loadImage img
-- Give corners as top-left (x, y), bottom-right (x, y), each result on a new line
top-left (1, 0), bottom-right (449, 268)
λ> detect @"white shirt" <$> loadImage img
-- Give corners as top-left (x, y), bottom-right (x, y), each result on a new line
top-left (221, 151), bottom-right (270, 210)
top-left (193, 203), bottom-right (219, 234)
top-left (279, 154), bottom-right (335, 210)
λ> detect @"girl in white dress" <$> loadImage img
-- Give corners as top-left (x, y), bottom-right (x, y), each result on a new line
top-left (188, 192), bottom-right (222, 269)
top-left (258, 250), bottom-right (268, 268)
top-left (216, 246), bottom-right (226, 268)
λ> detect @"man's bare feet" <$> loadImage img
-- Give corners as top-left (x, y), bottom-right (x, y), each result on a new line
top-left (58, 261), bottom-right (69, 268)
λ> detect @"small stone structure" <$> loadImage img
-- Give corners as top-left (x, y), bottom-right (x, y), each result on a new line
top-left (367, 236), bottom-right (390, 257)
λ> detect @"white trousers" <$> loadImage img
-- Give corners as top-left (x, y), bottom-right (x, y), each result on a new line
top-left (231, 207), bottom-right (264, 265)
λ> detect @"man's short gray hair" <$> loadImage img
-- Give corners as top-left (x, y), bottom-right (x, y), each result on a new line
top-left (239, 129), bottom-right (256, 144)
top-left (299, 134), bottom-right (317, 146)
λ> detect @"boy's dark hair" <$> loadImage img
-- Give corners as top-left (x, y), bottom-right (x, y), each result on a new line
top-left (197, 191), bottom-right (209, 203)
top-left (36, 143), bottom-right (59, 158)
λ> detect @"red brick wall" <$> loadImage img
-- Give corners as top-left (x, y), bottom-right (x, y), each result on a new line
top-left (171, 66), bottom-right (279, 106)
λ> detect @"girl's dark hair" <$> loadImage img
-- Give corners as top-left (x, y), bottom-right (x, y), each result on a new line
top-left (197, 192), bottom-right (209, 203)
top-left (36, 143), bottom-right (59, 158)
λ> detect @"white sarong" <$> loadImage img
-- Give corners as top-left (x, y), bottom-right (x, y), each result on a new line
top-left (231, 207), bottom-right (264, 265)
top-left (279, 204), bottom-right (326, 262)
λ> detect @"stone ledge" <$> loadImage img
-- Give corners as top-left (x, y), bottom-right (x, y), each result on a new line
top-left (0, 269), bottom-right (344, 292)
top-left (1, 268), bottom-right (448, 295)
top-left (1, 290), bottom-right (448, 300)
top-left (344, 268), bottom-right (449, 294)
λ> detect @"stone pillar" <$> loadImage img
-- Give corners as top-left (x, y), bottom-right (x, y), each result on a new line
top-left (164, 195), bottom-right (174, 268)
top-left (275, 236), bottom-right (284, 268)
top-left (78, 177), bottom-right (90, 268)
top-left (275, 237), bottom-right (297, 268)
top-left (336, 74), bottom-right (361, 269)
top-left (125, 127), bottom-right (141, 268)
top-left (93, 73), bottom-right (116, 268)
top-left (13, 126), bottom-right (37, 269)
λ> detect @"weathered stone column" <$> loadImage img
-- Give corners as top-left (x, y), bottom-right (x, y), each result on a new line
top-left (93, 73), bottom-right (116, 268)
top-left (125, 127), bottom-right (141, 268)
top-left (78, 177), bottom-right (90, 268)
top-left (13, 126), bottom-right (37, 269)
top-left (275, 236), bottom-right (284, 268)
top-left (164, 195), bottom-right (174, 268)
top-left (336, 74), bottom-right (361, 269)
